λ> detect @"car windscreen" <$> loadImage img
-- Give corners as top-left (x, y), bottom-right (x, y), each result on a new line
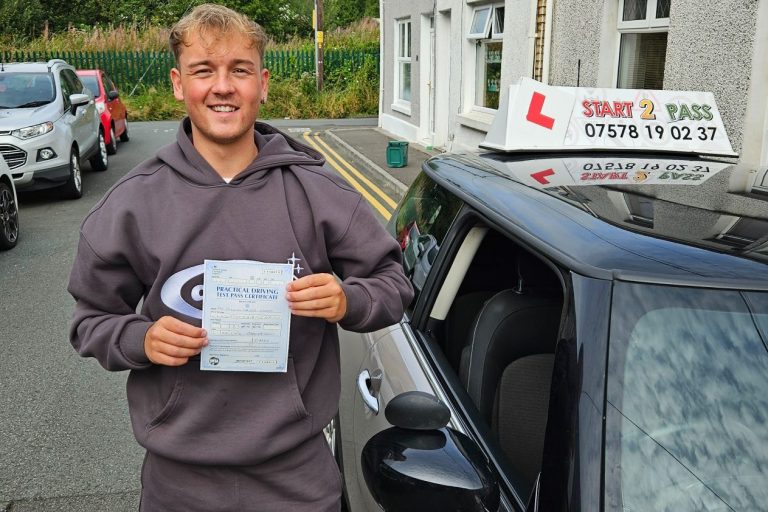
top-left (0, 72), bottom-right (55, 108)
top-left (605, 282), bottom-right (768, 511)
top-left (79, 75), bottom-right (100, 97)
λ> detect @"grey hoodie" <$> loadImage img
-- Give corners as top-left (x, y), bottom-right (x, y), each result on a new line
top-left (68, 119), bottom-right (413, 465)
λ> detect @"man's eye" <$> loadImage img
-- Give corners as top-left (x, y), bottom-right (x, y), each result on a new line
top-left (233, 68), bottom-right (251, 75)
top-left (193, 69), bottom-right (212, 75)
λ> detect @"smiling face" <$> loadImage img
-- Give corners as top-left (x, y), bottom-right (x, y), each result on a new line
top-left (170, 32), bottom-right (269, 156)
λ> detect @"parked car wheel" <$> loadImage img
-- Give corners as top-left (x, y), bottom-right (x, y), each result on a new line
top-left (90, 129), bottom-right (109, 172)
top-left (119, 118), bottom-right (130, 142)
top-left (61, 149), bottom-right (83, 199)
top-left (107, 126), bottom-right (118, 155)
top-left (0, 181), bottom-right (19, 250)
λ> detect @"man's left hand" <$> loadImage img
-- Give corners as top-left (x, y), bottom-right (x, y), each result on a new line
top-left (286, 273), bottom-right (347, 323)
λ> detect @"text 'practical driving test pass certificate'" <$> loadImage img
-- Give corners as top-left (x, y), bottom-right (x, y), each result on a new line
top-left (201, 260), bottom-right (294, 372)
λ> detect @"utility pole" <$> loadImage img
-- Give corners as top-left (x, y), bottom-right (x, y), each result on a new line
top-left (314, 0), bottom-right (324, 91)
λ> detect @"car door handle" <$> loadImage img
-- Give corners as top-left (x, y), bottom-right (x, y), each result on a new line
top-left (357, 369), bottom-right (379, 414)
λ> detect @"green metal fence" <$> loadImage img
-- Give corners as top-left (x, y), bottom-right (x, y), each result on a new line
top-left (0, 48), bottom-right (378, 94)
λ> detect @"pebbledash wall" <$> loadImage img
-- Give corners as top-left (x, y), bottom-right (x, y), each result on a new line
top-left (379, 0), bottom-right (768, 171)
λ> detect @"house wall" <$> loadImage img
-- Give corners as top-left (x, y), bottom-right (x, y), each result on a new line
top-left (661, 0), bottom-right (758, 155)
top-left (548, 0), bottom-right (604, 87)
top-left (380, 0), bottom-right (768, 167)
top-left (380, 0), bottom-right (434, 141)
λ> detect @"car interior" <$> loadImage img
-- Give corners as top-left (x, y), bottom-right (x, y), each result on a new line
top-left (422, 224), bottom-right (565, 497)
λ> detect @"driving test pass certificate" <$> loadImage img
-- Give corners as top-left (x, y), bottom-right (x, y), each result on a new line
top-left (201, 260), bottom-right (294, 372)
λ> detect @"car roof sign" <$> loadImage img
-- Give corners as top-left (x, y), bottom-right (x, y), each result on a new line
top-left (481, 77), bottom-right (737, 157)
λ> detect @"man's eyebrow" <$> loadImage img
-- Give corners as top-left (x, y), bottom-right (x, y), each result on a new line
top-left (186, 59), bottom-right (257, 68)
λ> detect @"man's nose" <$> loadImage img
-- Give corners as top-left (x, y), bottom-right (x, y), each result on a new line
top-left (211, 72), bottom-right (235, 94)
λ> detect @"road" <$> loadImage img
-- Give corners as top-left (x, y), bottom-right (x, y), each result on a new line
top-left (0, 118), bottom-right (409, 511)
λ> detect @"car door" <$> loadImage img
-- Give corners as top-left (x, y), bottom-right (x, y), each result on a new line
top-left (61, 69), bottom-right (97, 153)
top-left (103, 72), bottom-right (126, 132)
top-left (339, 173), bottom-right (496, 511)
top-left (341, 170), bottom-right (574, 512)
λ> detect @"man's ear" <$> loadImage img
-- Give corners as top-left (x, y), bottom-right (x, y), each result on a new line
top-left (261, 68), bottom-right (270, 103)
top-left (170, 68), bottom-right (184, 101)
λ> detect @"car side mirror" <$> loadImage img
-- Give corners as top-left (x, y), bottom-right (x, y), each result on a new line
top-left (107, 90), bottom-right (119, 101)
top-left (361, 391), bottom-right (500, 512)
top-left (69, 93), bottom-right (90, 114)
top-left (415, 234), bottom-right (432, 256)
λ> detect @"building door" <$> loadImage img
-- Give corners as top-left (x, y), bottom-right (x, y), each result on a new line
top-left (419, 15), bottom-right (436, 146)
top-left (434, 11), bottom-right (451, 149)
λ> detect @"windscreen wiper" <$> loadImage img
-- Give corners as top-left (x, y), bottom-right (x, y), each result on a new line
top-left (15, 100), bottom-right (50, 108)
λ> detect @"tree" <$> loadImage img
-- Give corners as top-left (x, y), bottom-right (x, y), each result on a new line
top-left (325, 0), bottom-right (378, 30)
top-left (0, 0), bottom-right (45, 38)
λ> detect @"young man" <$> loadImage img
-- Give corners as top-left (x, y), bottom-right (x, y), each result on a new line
top-left (67, 4), bottom-right (413, 511)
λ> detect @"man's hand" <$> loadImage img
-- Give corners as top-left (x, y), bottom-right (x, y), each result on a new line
top-left (286, 273), bottom-right (347, 323)
top-left (144, 316), bottom-right (208, 366)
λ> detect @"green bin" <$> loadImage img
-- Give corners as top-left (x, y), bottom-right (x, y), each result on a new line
top-left (386, 141), bottom-right (409, 168)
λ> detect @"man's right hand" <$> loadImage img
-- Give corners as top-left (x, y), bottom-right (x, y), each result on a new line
top-left (144, 316), bottom-right (208, 366)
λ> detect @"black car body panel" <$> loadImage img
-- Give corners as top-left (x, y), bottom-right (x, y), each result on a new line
top-left (424, 152), bottom-right (768, 287)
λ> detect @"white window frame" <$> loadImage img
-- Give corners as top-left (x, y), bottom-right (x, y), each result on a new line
top-left (614, 0), bottom-right (670, 87)
top-left (468, 6), bottom-right (493, 39)
top-left (466, 3), bottom-right (505, 114)
top-left (617, 0), bottom-right (670, 30)
top-left (393, 18), bottom-right (412, 114)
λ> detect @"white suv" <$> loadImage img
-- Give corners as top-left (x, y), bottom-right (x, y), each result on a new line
top-left (0, 154), bottom-right (19, 249)
top-left (0, 59), bottom-right (107, 199)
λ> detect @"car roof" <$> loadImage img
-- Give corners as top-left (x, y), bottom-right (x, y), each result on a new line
top-left (0, 60), bottom-right (72, 72)
top-left (75, 70), bottom-right (100, 75)
top-left (425, 151), bottom-right (768, 290)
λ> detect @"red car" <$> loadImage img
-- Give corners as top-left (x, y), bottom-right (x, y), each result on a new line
top-left (76, 69), bottom-right (129, 155)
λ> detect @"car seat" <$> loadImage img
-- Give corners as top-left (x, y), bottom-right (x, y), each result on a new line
top-left (461, 264), bottom-right (561, 495)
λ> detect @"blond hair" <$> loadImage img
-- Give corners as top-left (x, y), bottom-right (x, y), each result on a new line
top-left (169, 3), bottom-right (268, 67)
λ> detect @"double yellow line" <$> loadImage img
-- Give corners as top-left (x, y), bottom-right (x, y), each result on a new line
top-left (302, 131), bottom-right (397, 220)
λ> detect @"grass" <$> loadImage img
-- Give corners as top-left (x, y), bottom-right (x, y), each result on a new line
top-left (1, 18), bottom-right (379, 53)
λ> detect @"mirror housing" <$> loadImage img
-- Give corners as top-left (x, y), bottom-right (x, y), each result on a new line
top-left (362, 391), bottom-right (500, 512)
top-left (69, 93), bottom-right (90, 114)
top-left (362, 426), bottom-right (500, 512)
top-left (385, 391), bottom-right (450, 430)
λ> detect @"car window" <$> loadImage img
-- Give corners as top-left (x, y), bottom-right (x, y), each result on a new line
top-left (62, 70), bottom-right (85, 94)
top-left (103, 73), bottom-right (116, 93)
top-left (605, 283), bottom-right (768, 511)
top-left (58, 71), bottom-right (73, 110)
top-left (391, 172), bottom-right (462, 304)
top-left (79, 75), bottom-right (100, 97)
top-left (413, 218), bottom-right (564, 500)
top-left (0, 72), bottom-right (55, 109)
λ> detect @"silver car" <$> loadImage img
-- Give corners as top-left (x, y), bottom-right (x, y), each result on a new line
top-left (0, 59), bottom-right (106, 199)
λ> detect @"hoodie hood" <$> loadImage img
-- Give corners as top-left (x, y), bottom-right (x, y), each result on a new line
top-left (155, 118), bottom-right (325, 186)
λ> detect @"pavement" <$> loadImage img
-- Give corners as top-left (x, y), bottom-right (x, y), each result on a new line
top-left (290, 118), bottom-right (443, 217)
top-left (326, 125), bottom-right (439, 191)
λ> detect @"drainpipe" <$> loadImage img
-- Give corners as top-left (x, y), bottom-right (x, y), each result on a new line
top-left (378, 0), bottom-right (385, 128)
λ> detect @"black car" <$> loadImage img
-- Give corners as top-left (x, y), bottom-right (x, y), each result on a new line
top-left (335, 82), bottom-right (768, 511)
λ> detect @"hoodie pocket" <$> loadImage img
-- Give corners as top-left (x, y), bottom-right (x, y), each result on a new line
top-left (147, 367), bottom-right (184, 430)
top-left (286, 356), bottom-right (310, 420)
top-left (130, 354), bottom-right (318, 464)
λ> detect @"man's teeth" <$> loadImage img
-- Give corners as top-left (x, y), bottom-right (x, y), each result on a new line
top-left (211, 105), bottom-right (236, 112)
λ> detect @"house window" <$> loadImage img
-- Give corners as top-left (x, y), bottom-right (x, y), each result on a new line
top-left (468, 4), bottom-right (504, 110)
top-left (616, 0), bottom-right (670, 89)
top-left (395, 19), bottom-right (412, 106)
